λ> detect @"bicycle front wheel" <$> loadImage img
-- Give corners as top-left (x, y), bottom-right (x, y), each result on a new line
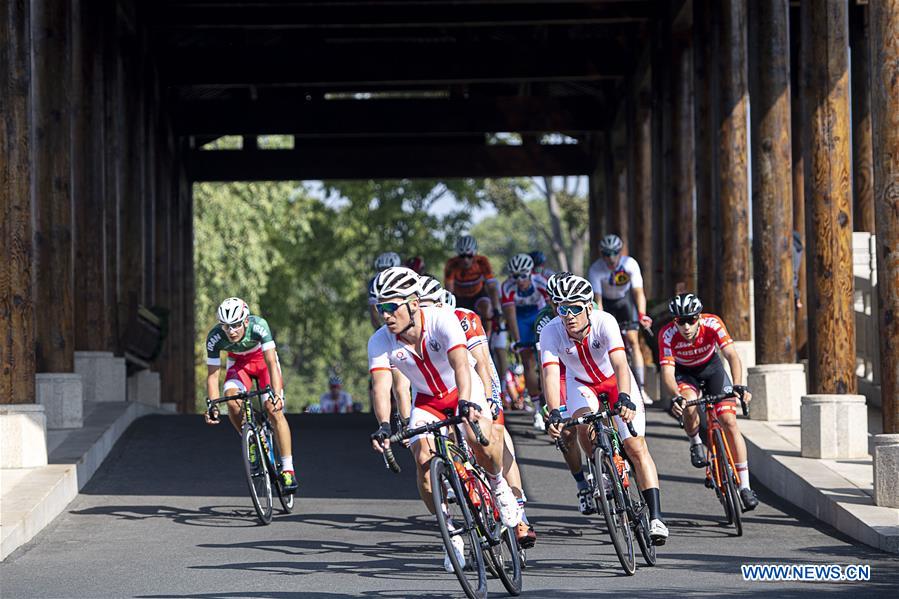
top-left (267, 426), bottom-right (294, 513)
top-left (713, 430), bottom-right (743, 536)
top-left (471, 475), bottom-right (522, 596)
top-left (431, 457), bottom-right (487, 599)
top-left (594, 448), bottom-right (636, 575)
top-left (622, 465), bottom-right (656, 566)
top-left (242, 425), bottom-right (273, 524)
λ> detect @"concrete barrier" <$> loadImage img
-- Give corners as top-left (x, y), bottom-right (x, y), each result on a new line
top-left (747, 363), bottom-right (806, 421)
top-left (127, 370), bottom-right (160, 407)
top-left (0, 405), bottom-right (48, 468)
top-left (800, 394), bottom-right (868, 459)
top-left (36, 373), bottom-right (83, 429)
top-left (74, 351), bottom-right (126, 403)
top-left (873, 434), bottom-right (899, 509)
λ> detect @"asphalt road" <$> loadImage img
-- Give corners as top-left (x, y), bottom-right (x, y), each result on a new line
top-left (2, 411), bottom-right (897, 598)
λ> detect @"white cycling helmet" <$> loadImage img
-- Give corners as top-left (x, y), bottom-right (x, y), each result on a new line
top-left (217, 297), bottom-right (249, 325)
top-left (455, 235), bottom-right (478, 255)
top-left (599, 234), bottom-right (623, 255)
top-left (374, 251), bottom-right (401, 271)
top-left (507, 253), bottom-right (534, 276)
top-left (546, 271), bottom-right (572, 301)
top-left (669, 292), bottom-right (703, 318)
top-left (372, 266), bottom-right (420, 301)
top-left (552, 275), bottom-right (593, 304)
top-left (441, 290), bottom-right (457, 309)
top-left (418, 275), bottom-right (443, 303)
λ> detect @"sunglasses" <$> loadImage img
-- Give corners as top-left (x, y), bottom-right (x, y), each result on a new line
top-left (220, 321), bottom-right (245, 332)
top-left (459, 253), bottom-right (474, 259)
top-left (376, 299), bottom-right (411, 315)
top-left (601, 250), bottom-right (620, 257)
top-left (512, 273), bottom-right (530, 280)
top-left (676, 315), bottom-right (699, 326)
top-left (557, 304), bottom-right (587, 317)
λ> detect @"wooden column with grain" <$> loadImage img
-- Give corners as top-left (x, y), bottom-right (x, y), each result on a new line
top-left (632, 87), bottom-right (653, 298)
top-left (748, 0), bottom-right (796, 364)
top-left (1, 0), bottom-right (36, 403)
top-left (790, 7), bottom-right (809, 358)
top-left (103, 1), bottom-right (122, 352)
top-left (588, 134), bottom-right (604, 265)
top-left (800, 0), bottom-right (857, 394)
top-left (850, 2), bottom-right (875, 233)
top-left (671, 29), bottom-right (697, 293)
top-left (182, 174), bottom-right (196, 413)
top-left (718, 0), bottom-right (752, 340)
top-left (869, 0), bottom-right (899, 433)
top-left (32, 0), bottom-right (74, 372)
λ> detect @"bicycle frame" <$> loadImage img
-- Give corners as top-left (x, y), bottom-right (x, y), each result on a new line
top-left (704, 403), bottom-right (740, 490)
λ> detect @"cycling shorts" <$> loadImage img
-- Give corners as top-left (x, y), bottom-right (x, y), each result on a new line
top-left (224, 350), bottom-right (272, 394)
top-left (675, 357), bottom-right (736, 417)
top-left (564, 374), bottom-right (646, 441)
top-left (491, 329), bottom-right (508, 351)
top-left (603, 296), bottom-right (640, 331)
top-left (516, 310), bottom-right (539, 347)
top-left (457, 288), bottom-right (492, 313)
top-left (408, 369), bottom-right (492, 445)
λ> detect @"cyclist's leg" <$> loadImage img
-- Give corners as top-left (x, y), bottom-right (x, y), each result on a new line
top-left (474, 294), bottom-right (493, 337)
top-left (566, 382), bottom-right (600, 459)
top-left (253, 361), bottom-right (293, 458)
top-left (408, 407), bottom-right (441, 513)
top-left (675, 369), bottom-right (702, 438)
top-left (703, 360), bottom-right (749, 473)
top-left (520, 348), bottom-right (540, 398)
top-left (223, 364), bottom-right (250, 433)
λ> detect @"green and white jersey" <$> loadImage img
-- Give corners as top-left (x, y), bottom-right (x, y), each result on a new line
top-left (533, 305), bottom-right (557, 351)
top-left (205, 315), bottom-right (276, 366)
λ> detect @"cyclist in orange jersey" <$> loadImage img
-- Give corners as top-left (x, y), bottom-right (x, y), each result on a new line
top-left (444, 235), bottom-right (503, 337)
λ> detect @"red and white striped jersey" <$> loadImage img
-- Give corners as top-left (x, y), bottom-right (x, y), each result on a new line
top-left (368, 306), bottom-right (471, 399)
top-left (657, 313), bottom-right (734, 368)
top-left (539, 310), bottom-right (626, 384)
top-left (453, 306), bottom-right (488, 351)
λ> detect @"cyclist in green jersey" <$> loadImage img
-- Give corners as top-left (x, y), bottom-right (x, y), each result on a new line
top-left (204, 297), bottom-right (297, 492)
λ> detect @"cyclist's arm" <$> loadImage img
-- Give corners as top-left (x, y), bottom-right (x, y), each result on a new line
top-left (206, 365), bottom-right (221, 401)
top-left (609, 348), bottom-right (632, 397)
top-left (263, 348), bottom-right (284, 398)
top-left (447, 346), bottom-right (472, 405)
top-left (720, 344), bottom-right (745, 386)
top-left (487, 279), bottom-right (502, 314)
top-left (502, 304), bottom-right (520, 343)
top-left (392, 369), bottom-right (412, 420)
top-left (660, 363), bottom-right (679, 399)
top-left (371, 368), bottom-right (394, 424)
top-left (542, 362), bottom-right (561, 411)
top-left (632, 286), bottom-right (647, 317)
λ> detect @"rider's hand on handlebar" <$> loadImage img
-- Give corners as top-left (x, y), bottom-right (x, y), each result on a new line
top-left (204, 406), bottom-right (221, 425)
top-left (370, 421), bottom-right (391, 453)
top-left (268, 390), bottom-right (285, 412)
top-left (547, 408), bottom-right (563, 439)
top-left (617, 392), bottom-right (637, 422)
top-left (733, 384), bottom-right (752, 405)
top-left (459, 400), bottom-right (482, 423)
top-left (639, 312), bottom-right (653, 329)
top-left (668, 396), bottom-right (686, 418)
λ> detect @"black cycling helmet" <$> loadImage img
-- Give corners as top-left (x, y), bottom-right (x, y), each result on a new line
top-left (668, 293), bottom-right (703, 318)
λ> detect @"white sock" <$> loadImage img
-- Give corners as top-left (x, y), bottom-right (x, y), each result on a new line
top-left (735, 462), bottom-right (750, 490)
top-left (281, 455), bottom-right (294, 471)
top-left (690, 434), bottom-right (702, 446)
top-left (487, 469), bottom-right (506, 490)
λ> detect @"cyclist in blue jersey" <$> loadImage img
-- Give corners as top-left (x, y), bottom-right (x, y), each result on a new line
top-left (501, 253), bottom-right (550, 405)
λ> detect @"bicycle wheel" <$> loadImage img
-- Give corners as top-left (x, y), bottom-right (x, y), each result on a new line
top-left (267, 426), bottom-right (294, 513)
top-left (431, 457), bottom-right (487, 599)
top-left (242, 425), bottom-right (273, 524)
top-left (470, 474), bottom-right (521, 596)
top-left (622, 464), bottom-right (656, 566)
top-left (593, 447), bottom-right (636, 575)
top-left (713, 430), bottom-right (742, 536)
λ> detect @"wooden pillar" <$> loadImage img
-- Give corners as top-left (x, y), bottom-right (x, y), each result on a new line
top-left (694, 0), bottom-right (721, 307)
top-left (651, 14), bottom-right (670, 298)
top-left (72, 0), bottom-right (108, 350)
top-left (718, 0), bottom-right (752, 340)
top-left (869, 0), bottom-right (899, 433)
top-left (801, 1), bottom-right (857, 394)
top-left (103, 1), bottom-right (122, 352)
top-left (602, 131), bottom-right (617, 239)
top-left (588, 134), bottom-right (604, 266)
top-left (32, 0), bottom-right (74, 372)
top-left (672, 30), bottom-right (697, 293)
top-left (632, 86), bottom-right (653, 298)
top-left (1, 0), bottom-right (36, 403)
top-left (850, 2), bottom-right (875, 233)
top-left (181, 174), bottom-right (196, 413)
top-left (611, 155), bottom-right (628, 243)
top-left (748, 0), bottom-right (795, 364)
top-left (790, 6), bottom-right (809, 358)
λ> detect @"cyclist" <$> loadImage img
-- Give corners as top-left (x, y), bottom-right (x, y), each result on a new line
top-left (503, 363), bottom-right (526, 410)
top-left (541, 276), bottom-right (669, 544)
top-left (319, 375), bottom-right (354, 414)
top-left (415, 277), bottom-right (537, 549)
top-left (444, 235), bottom-right (502, 336)
top-left (406, 255), bottom-right (426, 274)
top-left (661, 293), bottom-right (759, 511)
top-left (204, 297), bottom-right (297, 493)
top-left (501, 253), bottom-right (549, 409)
top-left (529, 250), bottom-right (555, 279)
top-left (587, 234), bottom-right (654, 404)
top-left (368, 267), bottom-right (522, 571)
top-left (369, 252), bottom-right (402, 330)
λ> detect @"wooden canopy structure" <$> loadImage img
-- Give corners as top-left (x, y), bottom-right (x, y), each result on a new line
top-left (1, 0), bottom-right (897, 431)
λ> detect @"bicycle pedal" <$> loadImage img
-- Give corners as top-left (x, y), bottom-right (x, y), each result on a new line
top-left (704, 477), bottom-right (715, 489)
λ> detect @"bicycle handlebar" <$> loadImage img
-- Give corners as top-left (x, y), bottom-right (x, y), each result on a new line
top-left (560, 406), bottom-right (639, 439)
top-left (205, 386), bottom-right (273, 421)
top-left (674, 389), bottom-right (749, 427)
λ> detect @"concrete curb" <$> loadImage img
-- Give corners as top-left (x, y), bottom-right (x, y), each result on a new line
top-left (1, 402), bottom-right (166, 561)
top-left (741, 418), bottom-right (899, 554)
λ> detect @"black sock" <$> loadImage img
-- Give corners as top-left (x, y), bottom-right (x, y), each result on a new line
top-left (642, 487), bottom-right (662, 521)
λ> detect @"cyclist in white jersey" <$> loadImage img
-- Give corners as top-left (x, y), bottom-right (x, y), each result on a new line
top-left (368, 267), bottom-right (523, 570)
top-left (319, 375), bottom-right (354, 413)
top-left (542, 275), bottom-right (669, 545)
top-left (587, 234), bottom-right (653, 404)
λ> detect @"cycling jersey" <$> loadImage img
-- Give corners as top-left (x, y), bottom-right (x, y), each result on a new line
top-left (534, 304), bottom-right (565, 404)
top-left (502, 275), bottom-right (549, 346)
top-left (587, 255), bottom-right (644, 300)
top-left (319, 390), bottom-right (354, 414)
top-left (205, 315), bottom-right (276, 366)
top-left (367, 276), bottom-right (378, 306)
top-left (453, 306), bottom-right (503, 422)
top-left (444, 255), bottom-right (496, 298)
top-left (657, 313), bottom-right (734, 368)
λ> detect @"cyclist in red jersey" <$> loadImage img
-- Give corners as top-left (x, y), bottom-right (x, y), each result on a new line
top-left (660, 293), bottom-right (758, 511)
top-left (444, 235), bottom-right (502, 337)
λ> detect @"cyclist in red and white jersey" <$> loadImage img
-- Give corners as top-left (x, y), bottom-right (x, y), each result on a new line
top-left (660, 293), bottom-right (758, 511)
top-left (542, 276), bottom-right (669, 544)
top-left (368, 267), bottom-right (522, 571)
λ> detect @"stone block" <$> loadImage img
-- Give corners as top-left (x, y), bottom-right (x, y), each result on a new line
top-left (74, 351), bottom-right (126, 402)
top-left (643, 363), bottom-right (660, 402)
top-left (873, 435), bottom-right (899, 509)
top-left (800, 394), bottom-right (868, 458)
top-left (36, 373), bottom-right (84, 429)
top-left (127, 370), bottom-right (160, 407)
top-left (160, 402), bottom-right (178, 413)
top-left (723, 341), bottom-right (755, 387)
top-left (0, 404), bottom-right (48, 468)
top-left (747, 364), bottom-right (806, 421)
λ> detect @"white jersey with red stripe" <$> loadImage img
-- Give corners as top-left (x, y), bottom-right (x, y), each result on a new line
top-left (367, 305), bottom-right (473, 399)
top-left (453, 307), bottom-right (488, 351)
top-left (539, 309), bottom-right (626, 385)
